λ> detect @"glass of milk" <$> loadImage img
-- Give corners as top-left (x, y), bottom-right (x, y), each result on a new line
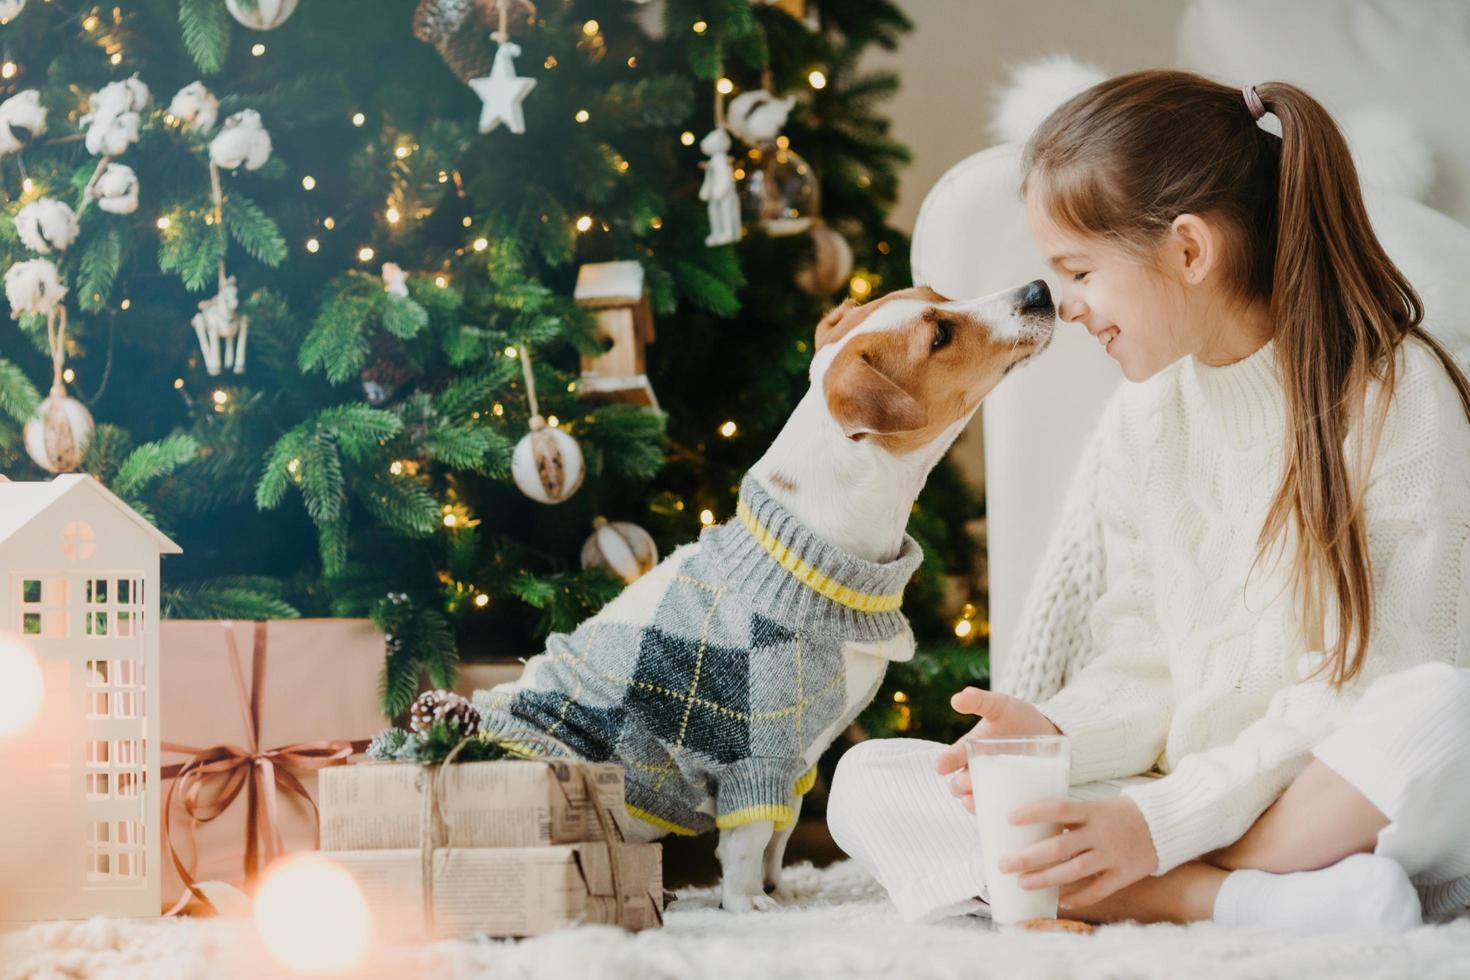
top-left (965, 735), bottom-right (1071, 928)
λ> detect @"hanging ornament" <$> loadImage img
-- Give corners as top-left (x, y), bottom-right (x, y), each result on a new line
top-left (794, 219), bottom-right (854, 297)
top-left (469, 42), bottom-right (535, 135)
top-left (467, 0), bottom-right (536, 134)
top-left (21, 302), bottom-right (92, 474)
top-left (360, 333), bottom-right (416, 406)
top-left (225, 0), bottom-right (299, 31)
top-left (581, 517), bottom-right (658, 585)
top-left (726, 90), bottom-right (795, 146)
top-left (700, 129), bottom-right (741, 247)
top-left (738, 142), bottom-right (819, 236)
top-left (508, 343), bottom-right (584, 504)
top-left (191, 275), bottom-right (248, 376)
top-left (0, 0), bottom-right (25, 26)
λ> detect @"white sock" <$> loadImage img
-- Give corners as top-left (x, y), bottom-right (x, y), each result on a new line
top-left (1212, 853), bottom-right (1423, 935)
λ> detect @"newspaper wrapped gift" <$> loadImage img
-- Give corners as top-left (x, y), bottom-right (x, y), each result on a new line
top-left (319, 759), bottom-right (628, 850)
top-left (326, 842), bottom-right (663, 940)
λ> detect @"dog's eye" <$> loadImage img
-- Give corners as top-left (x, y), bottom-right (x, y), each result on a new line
top-left (931, 317), bottom-right (954, 351)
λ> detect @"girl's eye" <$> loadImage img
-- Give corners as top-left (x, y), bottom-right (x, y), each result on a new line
top-left (1071, 272), bottom-right (1090, 283)
top-left (931, 318), bottom-right (953, 351)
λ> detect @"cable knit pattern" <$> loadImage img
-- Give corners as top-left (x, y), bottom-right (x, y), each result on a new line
top-left (1004, 335), bottom-right (1470, 878)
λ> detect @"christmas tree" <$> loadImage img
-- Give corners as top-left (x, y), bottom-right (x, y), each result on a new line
top-left (0, 0), bottom-right (986, 742)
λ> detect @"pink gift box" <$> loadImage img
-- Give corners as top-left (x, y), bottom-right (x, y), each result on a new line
top-left (158, 619), bottom-right (387, 909)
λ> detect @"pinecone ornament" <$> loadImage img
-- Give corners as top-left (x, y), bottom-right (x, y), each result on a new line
top-left (409, 689), bottom-right (482, 735)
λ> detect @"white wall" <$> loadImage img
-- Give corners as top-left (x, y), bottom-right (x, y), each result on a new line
top-left (867, 0), bottom-right (1190, 489)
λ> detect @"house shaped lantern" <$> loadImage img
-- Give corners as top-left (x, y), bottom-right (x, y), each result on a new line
top-left (574, 260), bottom-right (661, 411)
top-left (0, 474), bottom-right (180, 922)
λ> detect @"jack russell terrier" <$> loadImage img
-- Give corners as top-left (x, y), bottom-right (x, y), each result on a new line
top-left (473, 280), bottom-right (1056, 911)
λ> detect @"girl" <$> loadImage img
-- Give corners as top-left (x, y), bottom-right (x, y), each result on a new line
top-left (826, 70), bottom-right (1470, 933)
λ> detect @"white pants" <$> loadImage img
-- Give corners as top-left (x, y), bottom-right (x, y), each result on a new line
top-left (827, 661), bottom-right (1470, 924)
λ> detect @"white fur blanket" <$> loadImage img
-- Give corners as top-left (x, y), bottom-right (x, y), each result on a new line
top-left (5, 860), bottom-right (1469, 979)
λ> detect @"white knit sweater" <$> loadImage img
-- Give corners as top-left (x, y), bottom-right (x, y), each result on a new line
top-left (998, 334), bottom-right (1470, 877)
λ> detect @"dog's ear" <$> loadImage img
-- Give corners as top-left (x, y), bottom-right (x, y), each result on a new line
top-left (824, 345), bottom-right (927, 440)
top-left (815, 298), bottom-right (860, 351)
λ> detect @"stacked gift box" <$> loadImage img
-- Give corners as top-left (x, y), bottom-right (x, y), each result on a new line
top-left (317, 727), bottom-right (664, 940)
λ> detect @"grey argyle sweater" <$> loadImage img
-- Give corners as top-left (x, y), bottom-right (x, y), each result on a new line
top-left (472, 473), bottom-right (924, 836)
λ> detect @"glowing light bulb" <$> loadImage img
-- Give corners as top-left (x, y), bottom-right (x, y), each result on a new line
top-left (700, 509), bottom-right (715, 526)
top-left (212, 389), bottom-right (228, 406)
top-left (808, 70), bottom-right (828, 90)
top-left (575, 109), bottom-right (590, 123)
top-left (719, 420), bottom-right (737, 438)
top-left (680, 131), bottom-right (696, 146)
top-left (0, 634), bottom-right (44, 737)
top-left (358, 247), bottom-right (375, 262)
top-left (434, 275), bottom-right (448, 288)
top-left (692, 20), bottom-right (707, 34)
top-left (251, 43), bottom-right (266, 57)
top-left (305, 238), bottom-right (320, 253)
top-left (301, 175), bottom-right (316, 190)
top-left (472, 237), bottom-right (488, 251)
top-left (954, 619), bottom-right (973, 639)
top-left (575, 215), bottom-right (593, 232)
top-left (716, 78), bottom-right (734, 95)
top-left (254, 855), bottom-right (370, 974)
top-left (386, 207), bottom-right (400, 224)
top-left (156, 216), bottom-right (171, 230)
top-left (351, 112), bottom-right (366, 127)
top-left (474, 594), bottom-right (490, 607)
top-left (2, 61), bottom-right (18, 79)
top-left (582, 19), bottom-right (599, 35)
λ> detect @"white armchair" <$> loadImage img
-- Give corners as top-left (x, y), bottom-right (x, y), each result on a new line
top-left (911, 0), bottom-right (1470, 695)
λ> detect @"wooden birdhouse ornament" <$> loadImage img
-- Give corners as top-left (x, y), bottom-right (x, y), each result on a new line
top-left (0, 474), bottom-right (180, 922)
top-left (574, 261), bottom-right (660, 410)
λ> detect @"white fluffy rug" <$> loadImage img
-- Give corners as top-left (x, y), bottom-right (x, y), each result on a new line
top-left (5, 860), bottom-right (1470, 980)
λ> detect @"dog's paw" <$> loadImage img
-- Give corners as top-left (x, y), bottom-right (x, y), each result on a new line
top-left (721, 890), bottom-right (783, 913)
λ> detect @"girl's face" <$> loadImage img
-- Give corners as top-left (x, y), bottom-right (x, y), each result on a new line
top-left (1025, 194), bottom-right (1195, 382)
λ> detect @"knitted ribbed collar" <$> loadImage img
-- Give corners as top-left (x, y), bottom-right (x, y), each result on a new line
top-left (1184, 337), bottom-right (1285, 447)
top-left (699, 474), bottom-right (924, 644)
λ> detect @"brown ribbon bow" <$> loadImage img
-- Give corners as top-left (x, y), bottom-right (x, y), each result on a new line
top-left (161, 621), bottom-right (367, 912)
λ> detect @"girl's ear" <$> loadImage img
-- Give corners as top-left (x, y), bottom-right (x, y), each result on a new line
top-left (1169, 213), bottom-right (1221, 285)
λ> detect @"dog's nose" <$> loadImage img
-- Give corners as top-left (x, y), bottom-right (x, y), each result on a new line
top-left (1018, 279), bottom-right (1052, 312)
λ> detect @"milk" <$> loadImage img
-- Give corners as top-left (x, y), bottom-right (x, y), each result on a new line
top-left (968, 751), bottom-right (1070, 926)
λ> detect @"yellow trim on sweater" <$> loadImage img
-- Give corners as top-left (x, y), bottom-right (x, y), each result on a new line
top-left (793, 766), bottom-right (818, 797)
top-left (736, 498), bottom-right (904, 613)
top-left (626, 804), bottom-right (700, 837)
top-left (716, 803), bottom-right (796, 830)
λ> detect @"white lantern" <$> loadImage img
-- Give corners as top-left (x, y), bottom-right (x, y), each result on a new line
top-left (0, 474), bottom-right (181, 923)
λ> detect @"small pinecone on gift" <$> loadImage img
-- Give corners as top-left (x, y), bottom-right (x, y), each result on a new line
top-left (409, 689), bottom-right (483, 736)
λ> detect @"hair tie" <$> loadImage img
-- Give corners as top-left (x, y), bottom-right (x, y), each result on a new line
top-left (1242, 85), bottom-right (1266, 121)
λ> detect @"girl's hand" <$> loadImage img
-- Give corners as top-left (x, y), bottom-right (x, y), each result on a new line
top-left (997, 796), bottom-right (1159, 909)
top-left (933, 688), bottom-right (1062, 812)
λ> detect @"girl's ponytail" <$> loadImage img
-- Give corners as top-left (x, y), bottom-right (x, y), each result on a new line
top-left (1254, 82), bottom-right (1470, 686)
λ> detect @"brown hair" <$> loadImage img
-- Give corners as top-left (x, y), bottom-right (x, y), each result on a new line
top-left (1021, 69), bottom-right (1470, 689)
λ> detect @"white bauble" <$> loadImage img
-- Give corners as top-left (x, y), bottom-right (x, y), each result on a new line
top-left (581, 517), bottom-right (659, 585)
top-left (209, 109), bottom-right (272, 171)
top-left (93, 162), bottom-right (140, 215)
top-left (15, 198), bottom-right (80, 254)
top-left (226, 0), bottom-right (299, 30)
top-left (4, 258), bottom-right (66, 316)
top-left (511, 417), bottom-right (585, 504)
top-left (0, 0), bottom-right (25, 26)
top-left (24, 389), bottom-right (94, 473)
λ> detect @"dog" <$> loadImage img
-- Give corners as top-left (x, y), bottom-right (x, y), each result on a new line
top-left (473, 280), bottom-right (1056, 912)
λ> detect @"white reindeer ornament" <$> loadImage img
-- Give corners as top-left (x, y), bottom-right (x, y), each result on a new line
top-left (191, 276), bottom-right (249, 375)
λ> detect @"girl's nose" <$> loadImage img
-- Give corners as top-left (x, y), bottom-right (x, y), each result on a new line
top-left (1058, 295), bottom-right (1087, 323)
